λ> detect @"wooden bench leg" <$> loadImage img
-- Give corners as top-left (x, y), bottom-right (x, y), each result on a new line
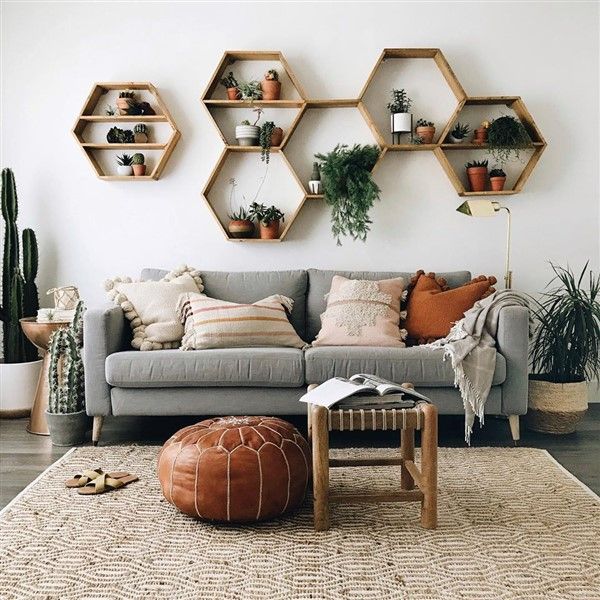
top-left (400, 427), bottom-right (415, 490)
top-left (420, 404), bottom-right (438, 529)
top-left (306, 384), bottom-right (318, 441)
top-left (312, 405), bottom-right (330, 531)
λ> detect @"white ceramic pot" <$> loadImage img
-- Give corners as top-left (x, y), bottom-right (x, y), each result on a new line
top-left (449, 135), bottom-right (466, 144)
top-left (0, 359), bottom-right (42, 417)
top-left (117, 165), bottom-right (133, 176)
top-left (308, 180), bottom-right (322, 194)
top-left (235, 125), bottom-right (260, 146)
top-left (391, 112), bottom-right (412, 133)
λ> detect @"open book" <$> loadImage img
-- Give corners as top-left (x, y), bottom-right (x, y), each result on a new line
top-left (299, 374), bottom-right (430, 409)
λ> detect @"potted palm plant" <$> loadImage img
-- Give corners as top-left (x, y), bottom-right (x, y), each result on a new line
top-left (527, 263), bottom-right (600, 434)
top-left (249, 202), bottom-right (285, 239)
top-left (219, 71), bottom-right (240, 100)
top-left (387, 89), bottom-right (412, 143)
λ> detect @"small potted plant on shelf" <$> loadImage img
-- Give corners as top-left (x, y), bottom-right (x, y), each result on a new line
top-left (219, 71), bottom-right (240, 100)
top-left (415, 119), bottom-right (435, 144)
top-left (487, 115), bottom-right (532, 164)
top-left (489, 167), bottom-right (506, 191)
top-left (134, 123), bottom-right (149, 143)
top-left (117, 90), bottom-right (136, 115)
top-left (527, 262), bottom-right (600, 434)
top-left (107, 127), bottom-right (134, 143)
top-left (465, 159), bottom-right (489, 192)
top-left (387, 89), bottom-right (412, 144)
top-left (448, 122), bottom-right (470, 144)
top-left (249, 202), bottom-right (285, 239)
top-left (227, 206), bottom-right (255, 239)
top-left (261, 69), bottom-right (281, 100)
top-left (259, 121), bottom-right (283, 163)
top-left (473, 121), bottom-right (490, 144)
top-left (308, 162), bottom-right (322, 194)
top-left (236, 108), bottom-right (263, 146)
top-left (132, 153), bottom-right (146, 176)
top-left (116, 154), bottom-right (134, 176)
top-left (237, 80), bottom-right (263, 103)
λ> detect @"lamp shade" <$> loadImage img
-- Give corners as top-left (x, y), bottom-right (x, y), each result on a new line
top-left (456, 200), bottom-right (500, 217)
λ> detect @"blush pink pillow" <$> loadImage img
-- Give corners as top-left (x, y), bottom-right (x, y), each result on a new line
top-left (312, 276), bottom-right (407, 347)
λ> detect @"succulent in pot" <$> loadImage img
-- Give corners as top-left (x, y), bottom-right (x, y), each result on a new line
top-left (465, 159), bottom-right (488, 192)
top-left (116, 90), bottom-right (136, 115)
top-left (116, 153), bottom-right (134, 176)
top-left (133, 123), bottom-right (149, 143)
top-left (527, 263), bottom-right (600, 434)
top-left (235, 108), bottom-right (262, 146)
top-left (219, 71), bottom-right (240, 100)
top-left (387, 89), bottom-right (412, 142)
top-left (473, 120), bottom-right (490, 145)
top-left (107, 127), bottom-right (134, 144)
top-left (132, 153), bottom-right (146, 176)
top-left (261, 69), bottom-right (281, 101)
top-left (308, 162), bottom-right (322, 195)
top-left (489, 167), bottom-right (506, 191)
top-left (227, 206), bottom-right (255, 239)
top-left (487, 115), bottom-right (532, 165)
top-left (415, 119), bottom-right (435, 144)
top-left (259, 121), bottom-right (283, 163)
top-left (237, 80), bottom-right (263, 103)
top-left (448, 122), bottom-right (471, 144)
top-left (249, 202), bottom-right (285, 239)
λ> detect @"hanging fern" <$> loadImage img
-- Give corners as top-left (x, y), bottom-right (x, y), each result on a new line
top-left (314, 144), bottom-right (381, 245)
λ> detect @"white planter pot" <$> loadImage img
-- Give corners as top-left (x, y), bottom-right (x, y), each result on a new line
top-left (0, 359), bottom-right (42, 417)
top-left (117, 165), bottom-right (133, 176)
top-left (449, 135), bottom-right (466, 144)
top-left (308, 180), bottom-right (322, 194)
top-left (235, 125), bottom-right (260, 146)
top-left (391, 112), bottom-right (412, 133)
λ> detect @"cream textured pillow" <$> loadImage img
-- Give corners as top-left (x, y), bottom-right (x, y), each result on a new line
top-left (177, 292), bottom-right (306, 350)
top-left (105, 265), bottom-right (203, 351)
top-left (312, 276), bottom-right (407, 347)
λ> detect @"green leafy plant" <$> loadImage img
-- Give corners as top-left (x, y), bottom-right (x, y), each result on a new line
top-left (238, 80), bottom-right (263, 102)
top-left (387, 89), bottom-right (412, 113)
top-left (487, 115), bottom-right (532, 164)
top-left (451, 122), bottom-right (470, 139)
top-left (529, 263), bottom-right (600, 384)
top-left (116, 154), bottom-right (134, 166)
top-left (132, 153), bottom-right (145, 165)
top-left (248, 202), bottom-right (285, 226)
top-left (219, 71), bottom-right (239, 88)
top-left (264, 69), bottom-right (279, 81)
top-left (465, 159), bottom-right (489, 169)
top-left (259, 121), bottom-right (277, 163)
top-left (315, 144), bottom-right (381, 245)
top-left (490, 167), bottom-right (506, 178)
top-left (105, 105), bottom-right (116, 116)
top-left (106, 127), bottom-right (134, 143)
top-left (415, 119), bottom-right (434, 128)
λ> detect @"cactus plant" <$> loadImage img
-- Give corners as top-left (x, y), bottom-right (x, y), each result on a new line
top-left (132, 153), bottom-right (145, 165)
top-left (1, 168), bottom-right (39, 363)
top-left (133, 124), bottom-right (148, 134)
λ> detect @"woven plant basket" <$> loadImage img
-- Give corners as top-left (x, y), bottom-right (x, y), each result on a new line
top-left (526, 379), bottom-right (588, 434)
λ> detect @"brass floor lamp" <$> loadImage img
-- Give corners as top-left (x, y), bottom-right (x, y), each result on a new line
top-left (456, 200), bottom-right (513, 289)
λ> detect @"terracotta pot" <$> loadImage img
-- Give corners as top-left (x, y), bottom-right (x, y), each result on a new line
top-left (116, 98), bottom-right (130, 115)
top-left (270, 127), bottom-right (284, 147)
top-left (473, 128), bottom-right (488, 144)
top-left (490, 176), bottom-right (506, 191)
top-left (416, 126), bottom-right (435, 144)
top-left (228, 219), bottom-right (255, 239)
top-left (260, 220), bottom-right (280, 239)
top-left (226, 87), bottom-right (240, 100)
top-left (466, 167), bottom-right (488, 192)
top-left (261, 80), bottom-right (281, 101)
top-left (133, 164), bottom-right (146, 176)
top-left (134, 133), bottom-right (148, 143)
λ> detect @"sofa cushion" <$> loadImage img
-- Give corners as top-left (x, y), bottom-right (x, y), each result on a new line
top-left (142, 269), bottom-right (307, 339)
top-left (304, 346), bottom-right (506, 387)
top-left (106, 347), bottom-right (305, 388)
top-left (306, 270), bottom-right (471, 341)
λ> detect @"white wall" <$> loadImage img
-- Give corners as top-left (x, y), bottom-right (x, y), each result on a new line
top-left (1, 1), bottom-right (599, 307)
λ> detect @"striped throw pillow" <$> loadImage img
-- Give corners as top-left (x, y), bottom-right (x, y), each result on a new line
top-left (177, 292), bottom-right (306, 350)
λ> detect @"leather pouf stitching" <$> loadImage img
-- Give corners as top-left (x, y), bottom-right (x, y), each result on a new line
top-left (157, 416), bottom-right (311, 522)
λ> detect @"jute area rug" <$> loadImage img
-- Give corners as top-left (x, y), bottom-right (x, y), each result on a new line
top-left (1, 446), bottom-right (599, 600)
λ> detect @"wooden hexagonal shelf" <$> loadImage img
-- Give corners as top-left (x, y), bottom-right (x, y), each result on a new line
top-left (73, 82), bottom-right (180, 180)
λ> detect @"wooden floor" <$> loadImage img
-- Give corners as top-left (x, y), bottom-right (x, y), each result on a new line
top-left (2, 407), bottom-right (599, 509)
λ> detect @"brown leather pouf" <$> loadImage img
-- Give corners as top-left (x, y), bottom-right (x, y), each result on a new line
top-left (157, 416), bottom-right (311, 522)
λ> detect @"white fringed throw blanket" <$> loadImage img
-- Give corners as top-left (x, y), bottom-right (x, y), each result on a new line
top-left (427, 290), bottom-right (530, 443)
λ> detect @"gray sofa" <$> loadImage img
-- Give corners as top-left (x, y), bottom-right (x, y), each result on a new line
top-left (84, 269), bottom-right (529, 444)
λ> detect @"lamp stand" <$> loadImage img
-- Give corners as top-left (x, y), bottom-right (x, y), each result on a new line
top-left (499, 206), bottom-right (512, 289)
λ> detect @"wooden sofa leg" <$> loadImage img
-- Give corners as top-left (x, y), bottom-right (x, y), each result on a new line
top-left (508, 415), bottom-right (520, 444)
top-left (92, 416), bottom-right (104, 446)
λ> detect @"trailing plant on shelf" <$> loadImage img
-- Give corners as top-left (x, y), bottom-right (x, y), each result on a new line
top-left (465, 159), bottom-right (489, 192)
top-left (315, 144), bottom-right (381, 245)
top-left (487, 115), bottom-right (532, 165)
top-left (220, 71), bottom-right (240, 100)
top-left (238, 80), bottom-right (263, 103)
top-left (116, 154), bottom-right (134, 176)
top-left (449, 122), bottom-right (470, 143)
top-left (132, 153), bottom-right (146, 176)
top-left (262, 69), bottom-right (281, 100)
top-left (249, 202), bottom-right (285, 239)
top-left (259, 121), bottom-right (283, 163)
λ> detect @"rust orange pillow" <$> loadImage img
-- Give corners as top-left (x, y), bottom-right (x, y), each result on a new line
top-left (404, 271), bottom-right (497, 344)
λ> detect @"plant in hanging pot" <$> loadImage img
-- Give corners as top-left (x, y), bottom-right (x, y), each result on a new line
top-left (489, 167), bottom-right (506, 191)
top-left (314, 144), bottom-right (381, 245)
top-left (132, 153), bottom-right (146, 176)
top-left (487, 115), bottom-right (532, 165)
top-left (116, 90), bottom-right (136, 115)
top-left (227, 178), bottom-right (255, 239)
top-left (46, 301), bottom-right (89, 446)
top-left (259, 121), bottom-right (283, 163)
top-left (527, 263), bottom-right (600, 435)
top-left (235, 108), bottom-right (263, 146)
top-left (308, 162), bottom-right (322, 194)
top-left (473, 121), bottom-right (490, 144)
top-left (237, 80), bottom-right (263, 103)
top-left (0, 168), bottom-right (42, 417)
top-left (387, 89), bottom-right (412, 143)
top-left (219, 71), bottom-right (240, 100)
top-left (415, 119), bottom-right (435, 144)
top-left (262, 69), bottom-right (281, 100)
top-left (133, 123), bottom-right (149, 143)
top-left (116, 154), bottom-right (134, 176)
top-left (249, 202), bottom-right (285, 239)
top-left (465, 159), bottom-right (489, 192)
top-left (448, 122), bottom-right (470, 144)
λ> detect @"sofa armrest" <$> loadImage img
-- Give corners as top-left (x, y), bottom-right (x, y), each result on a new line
top-left (496, 305), bottom-right (529, 416)
top-left (84, 305), bottom-right (126, 416)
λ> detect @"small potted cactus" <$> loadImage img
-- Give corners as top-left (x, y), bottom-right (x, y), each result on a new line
top-left (261, 69), bottom-right (281, 100)
top-left (465, 159), bottom-right (489, 192)
top-left (387, 89), bottom-right (412, 143)
top-left (249, 202), bottom-right (285, 240)
top-left (134, 123), bottom-right (149, 143)
top-left (132, 153), bottom-right (146, 176)
top-left (489, 167), bottom-right (507, 191)
top-left (235, 108), bottom-right (262, 146)
top-left (220, 71), bottom-right (240, 100)
top-left (473, 121), bottom-right (490, 145)
top-left (116, 90), bottom-right (135, 115)
top-left (448, 122), bottom-right (470, 144)
top-left (116, 154), bottom-right (134, 176)
top-left (415, 119), bottom-right (435, 144)
top-left (308, 162), bottom-right (322, 194)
